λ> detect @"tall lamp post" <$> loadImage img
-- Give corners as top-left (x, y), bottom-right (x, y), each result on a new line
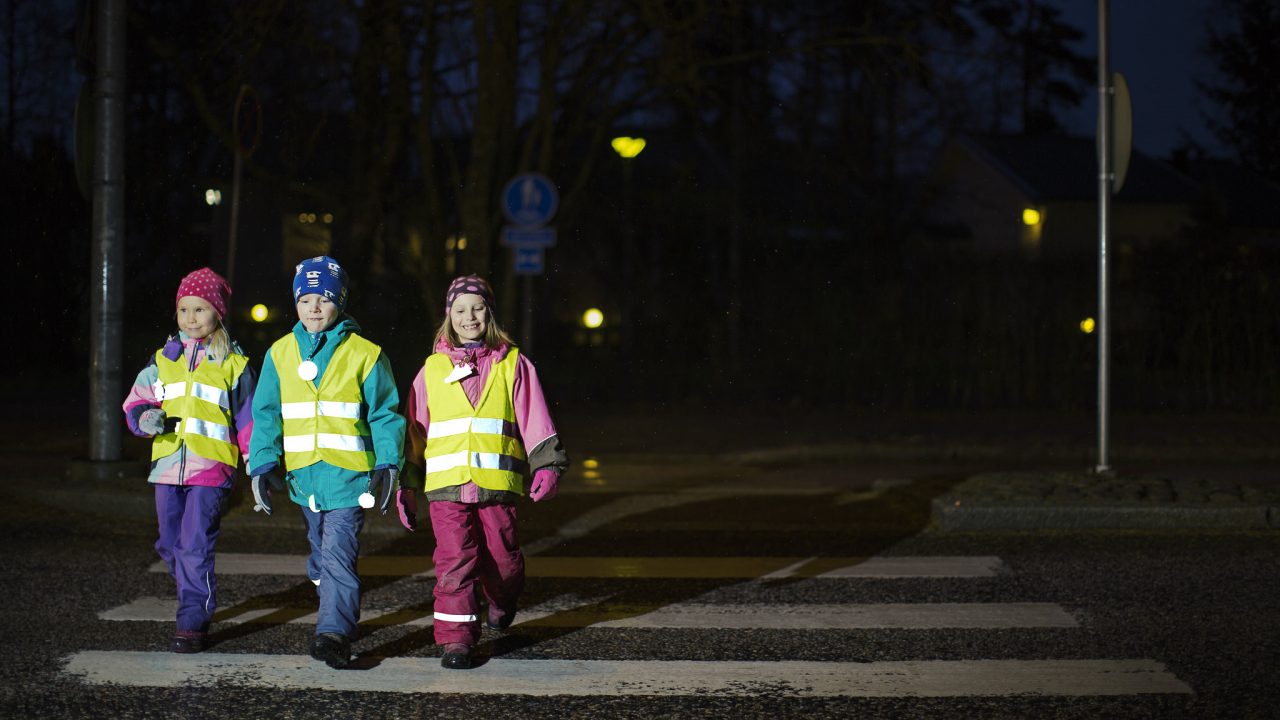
top-left (89, 0), bottom-right (126, 463)
top-left (1096, 0), bottom-right (1113, 474)
top-left (1095, 0), bottom-right (1131, 475)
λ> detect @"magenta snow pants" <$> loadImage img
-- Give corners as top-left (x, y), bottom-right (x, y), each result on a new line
top-left (429, 500), bottom-right (524, 645)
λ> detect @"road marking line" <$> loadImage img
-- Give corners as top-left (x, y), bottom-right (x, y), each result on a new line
top-left (100, 598), bottom-right (1075, 630)
top-left (101, 594), bottom-right (601, 628)
top-left (590, 602), bottom-right (1077, 629)
top-left (62, 652), bottom-right (1192, 696)
top-left (522, 493), bottom-right (711, 554)
top-left (153, 554), bottom-right (1004, 579)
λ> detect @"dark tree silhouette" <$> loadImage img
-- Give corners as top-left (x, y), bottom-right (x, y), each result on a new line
top-left (1201, 0), bottom-right (1280, 182)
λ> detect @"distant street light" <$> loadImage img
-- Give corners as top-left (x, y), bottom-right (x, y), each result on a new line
top-left (204, 188), bottom-right (222, 206)
top-left (582, 308), bottom-right (604, 329)
top-left (1080, 317), bottom-right (1096, 334)
top-left (1022, 207), bottom-right (1043, 226)
top-left (250, 304), bottom-right (269, 322)
top-left (611, 136), bottom-right (646, 159)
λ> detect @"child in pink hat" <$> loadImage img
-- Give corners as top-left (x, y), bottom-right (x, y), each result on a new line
top-left (121, 267), bottom-right (257, 653)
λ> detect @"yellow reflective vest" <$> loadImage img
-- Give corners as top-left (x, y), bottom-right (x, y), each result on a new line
top-left (270, 333), bottom-right (380, 472)
top-left (151, 348), bottom-right (249, 467)
top-left (423, 349), bottom-right (527, 493)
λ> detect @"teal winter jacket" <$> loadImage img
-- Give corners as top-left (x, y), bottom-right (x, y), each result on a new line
top-left (249, 316), bottom-right (405, 510)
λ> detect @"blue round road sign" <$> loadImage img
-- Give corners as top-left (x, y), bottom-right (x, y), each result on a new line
top-left (502, 173), bottom-right (559, 226)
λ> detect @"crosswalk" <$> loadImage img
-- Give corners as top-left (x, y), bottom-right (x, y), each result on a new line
top-left (61, 467), bottom-right (1192, 699)
top-left (66, 549), bottom-right (1192, 698)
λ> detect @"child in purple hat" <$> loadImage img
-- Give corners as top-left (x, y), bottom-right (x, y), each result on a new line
top-left (397, 274), bottom-right (569, 669)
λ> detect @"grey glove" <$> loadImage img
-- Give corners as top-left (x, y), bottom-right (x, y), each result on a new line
top-left (138, 408), bottom-right (167, 436)
top-left (251, 470), bottom-right (285, 515)
top-left (361, 467), bottom-right (398, 515)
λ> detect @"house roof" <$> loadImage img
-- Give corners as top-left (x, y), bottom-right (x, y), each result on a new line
top-left (960, 133), bottom-right (1201, 204)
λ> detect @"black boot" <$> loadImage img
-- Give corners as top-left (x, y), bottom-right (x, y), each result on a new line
top-left (486, 610), bottom-right (515, 631)
top-left (310, 633), bottom-right (351, 669)
top-left (170, 630), bottom-right (207, 654)
top-left (441, 643), bottom-right (473, 670)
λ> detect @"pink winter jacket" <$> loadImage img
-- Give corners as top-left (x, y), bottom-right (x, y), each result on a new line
top-left (404, 339), bottom-right (567, 503)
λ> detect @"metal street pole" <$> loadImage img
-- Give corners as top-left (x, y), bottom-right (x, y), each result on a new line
top-left (523, 275), bottom-right (534, 354)
top-left (89, 0), bottom-right (126, 462)
top-left (1096, 0), bottom-right (1113, 474)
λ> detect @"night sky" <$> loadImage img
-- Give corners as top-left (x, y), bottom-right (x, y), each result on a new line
top-left (1047, 0), bottom-right (1227, 158)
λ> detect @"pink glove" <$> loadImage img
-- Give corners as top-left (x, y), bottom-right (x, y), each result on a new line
top-left (529, 469), bottom-right (559, 502)
top-left (395, 488), bottom-right (418, 531)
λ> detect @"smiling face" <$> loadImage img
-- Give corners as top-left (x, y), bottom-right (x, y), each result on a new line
top-left (450, 293), bottom-right (489, 344)
top-left (296, 293), bottom-right (339, 333)
top-left (176, 296), bottom-right (220, 340)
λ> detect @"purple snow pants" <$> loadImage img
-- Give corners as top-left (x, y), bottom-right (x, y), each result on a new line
top-left (154, 484), bottom-right (229, 633)
top-left (429, 500), bottom-right (524, 645)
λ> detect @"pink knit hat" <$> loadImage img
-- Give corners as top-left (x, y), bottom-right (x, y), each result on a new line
top-left (445, 274), bottom-right (494, 313)
top-left (176, 267), bottom-right (232, 319)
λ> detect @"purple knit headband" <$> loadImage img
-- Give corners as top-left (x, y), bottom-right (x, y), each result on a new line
top-left (445, 275), bottom-right (495, 313)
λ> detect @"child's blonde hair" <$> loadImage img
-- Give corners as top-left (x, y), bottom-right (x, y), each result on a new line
top-left (205, 319), bottom-right (232, 363)
top-left (433, 307), bottom-right (515, 350)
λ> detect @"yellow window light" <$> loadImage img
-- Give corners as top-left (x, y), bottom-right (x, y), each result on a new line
top-left (582, 308), bottom-right (604, 329)
top-left (1022, 207), bottom-right (1043, 226)
top-left (250, 304), bottom-right (269, 323)
top-left (1080, 317), bottom-right (1096, 334)
top-left (611, 136), bottom-right (646, 159)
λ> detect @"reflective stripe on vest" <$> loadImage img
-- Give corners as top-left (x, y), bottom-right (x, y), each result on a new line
top-left (150, 347), bottom-right (248, 468)
top-left (271, 332), bottom-right (380, 472)
top-left (158, 381), bottom-right (230, 409)
top-left (422, 349), bottom-right (527, 494)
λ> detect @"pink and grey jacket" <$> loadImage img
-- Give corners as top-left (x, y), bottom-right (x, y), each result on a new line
top-left (404, 339), bottom-right (568, 503)
top-left (123, 333), bottom-right (257, 488)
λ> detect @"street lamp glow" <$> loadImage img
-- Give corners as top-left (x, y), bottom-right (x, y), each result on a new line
top-left (250, 304), bottom-right (269, 322)
top-left (204, 188), bottom-right (222, 206)
top-left (611, 136), bottom-right (646, 159)
top-left (1022, 207), bottom-right (1043, 226)
top-left (1080, 317), bottom-right (1096, 334)
top-left (582, 308), bottom-right (605, 329)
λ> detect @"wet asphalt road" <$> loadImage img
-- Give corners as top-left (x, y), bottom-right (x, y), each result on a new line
top-left (0, 455), bottom-right (1278, 719)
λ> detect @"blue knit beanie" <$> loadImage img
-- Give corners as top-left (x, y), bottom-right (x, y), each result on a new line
top-left (292, 256), bottom-right (349, 310)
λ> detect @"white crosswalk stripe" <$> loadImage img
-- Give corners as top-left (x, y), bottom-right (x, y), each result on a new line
top-left (63, 652), bottom-right (1191, 697)
top-left (148, 553), bottom-right (1006, 579)
top-left (100, 594), bottom-right (604, 628)
top-left (100, 598), bottom-right (1079, 630)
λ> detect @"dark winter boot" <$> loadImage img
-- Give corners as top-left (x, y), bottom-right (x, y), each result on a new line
top-left (486, 608), bottom-right (515, 631)
top-left (170, 630), bottom-right (207, 654)
top-left (441, 642), bottom-right (473, 670)
top-left (310, 632), bottom-right (351, 669)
